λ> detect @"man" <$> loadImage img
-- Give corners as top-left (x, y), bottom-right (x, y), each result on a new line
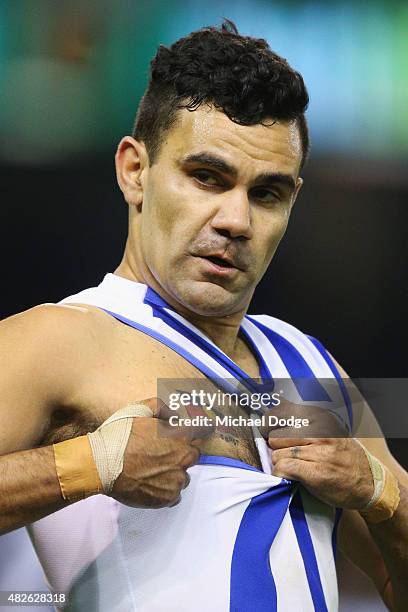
top-left (1, 20), bottom-right (407, 611)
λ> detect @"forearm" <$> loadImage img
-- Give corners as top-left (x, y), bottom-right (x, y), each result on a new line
top-left (0, 445), bottom-right (69, 535)
top-left (363, 485), bottom-right (408, 612)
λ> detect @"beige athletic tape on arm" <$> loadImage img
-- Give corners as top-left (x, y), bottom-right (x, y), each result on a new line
top-left (53, 435), bottom-right (103, 501)
top-left (355, 439), bottom-right (401, 524)
top-left (53, 403), bottom-right (153, 501)
top-left (87, 404), bottom-right (153, 494)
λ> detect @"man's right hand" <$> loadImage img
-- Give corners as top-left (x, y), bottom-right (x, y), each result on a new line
top-left (110, 398), bottom-right (209, 509)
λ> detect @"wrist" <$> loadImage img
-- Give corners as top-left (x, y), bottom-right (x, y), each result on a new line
top-left (53, 403), bottom-right (154, 502)
top-left (87, 403), bottom-right (153, 494)
top-left (355, 440), bottom-right (400, 524)
top-left (53, 435), bottom-right (103, 502)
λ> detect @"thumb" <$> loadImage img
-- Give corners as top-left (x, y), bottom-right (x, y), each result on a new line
top-left (133, 397), bottom-right (173, 419)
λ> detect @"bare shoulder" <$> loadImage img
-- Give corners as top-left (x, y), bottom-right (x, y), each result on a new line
top-left (0, 300), bottom-right (161, 381)
top-left (1, 302), bottom-right (114, 359)
top-left (2, 299), bottom-right (203, 383)
top-left (0, 303), bottom-right (120, 453)
top-left (0, 301), bottom-right (204, 453)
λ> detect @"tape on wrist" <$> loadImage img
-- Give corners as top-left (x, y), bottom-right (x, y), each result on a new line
top-left (53, 435), bottom-right (103, 502)
top-left (87, 403), bottom-right (154, 494)
top-left (53, 403), bottom-right (154, 501)
top-left (355, 439), bottom-right (400, 524)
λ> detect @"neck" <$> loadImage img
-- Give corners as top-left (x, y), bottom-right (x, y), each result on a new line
top-left (114, 249), bottom-right (248, 358)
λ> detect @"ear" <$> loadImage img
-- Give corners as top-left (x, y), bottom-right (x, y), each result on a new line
top-left (115, 136), bottom-right (149, 207)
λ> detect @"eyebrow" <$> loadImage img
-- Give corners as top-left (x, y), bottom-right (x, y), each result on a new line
top-left (181, 153), bottom-right (238, 178)
top-left (180, 152), bottom-right (296, 191)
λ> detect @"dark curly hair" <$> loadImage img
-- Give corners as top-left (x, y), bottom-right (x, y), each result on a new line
top-left (133, 20), bottom-right (310, 169)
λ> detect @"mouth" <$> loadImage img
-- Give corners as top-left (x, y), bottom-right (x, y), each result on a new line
top-left (194, 254), bottom-right (241, 277)
top-left (204, 255), bottom-right (236, 269)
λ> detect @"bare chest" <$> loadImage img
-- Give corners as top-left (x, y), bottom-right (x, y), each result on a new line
top-left (42, 321), bottom-right (262, 468)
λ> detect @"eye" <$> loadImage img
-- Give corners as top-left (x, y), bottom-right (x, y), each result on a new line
top-left (192, 170), bottom-right (222, 187)
top-left (251, 187), bottom-right (281, 203)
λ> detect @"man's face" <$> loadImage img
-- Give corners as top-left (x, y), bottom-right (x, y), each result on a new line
top-left (136, 106), bottom-right (303, 316)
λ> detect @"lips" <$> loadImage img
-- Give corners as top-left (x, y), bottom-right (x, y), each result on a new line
top-left (204, 255), bottom-right (235, 269)
top-left (195, 251), bottom-right (245, 271)
top-left (191, 253), bottom-right (243, 279)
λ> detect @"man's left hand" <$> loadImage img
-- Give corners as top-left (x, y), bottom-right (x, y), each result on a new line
top-left (269, 437), bottom-right (374, 509)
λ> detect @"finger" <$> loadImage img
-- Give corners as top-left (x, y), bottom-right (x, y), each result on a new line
top-left (268, 437), bottom-right (336, 450)
top-left (190, 437), bottom-right (210, 450)
top-left (168, 495), bottom-right (182, 508)
top-left (268, 437), bottom-right (317, 450)
top-left (272, 445), bottom-right (320, 463)
top-left (132, 397), bottom-right (169, 418)
top-left (182, 472), bottom-right (191, 489)
top-left (135, 397), bottom-right (196, 422)
top-left (179, 446), bottom-right (200, 469)
top-left (179, 422), bottom-right (215, 440)
top-left (272, 457), bottom-right (312, 481)
top-left (146, 397), bottom-right (175, 420)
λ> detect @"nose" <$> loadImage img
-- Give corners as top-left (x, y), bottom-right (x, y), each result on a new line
top-left (210, 187), bottom-right (253, 240)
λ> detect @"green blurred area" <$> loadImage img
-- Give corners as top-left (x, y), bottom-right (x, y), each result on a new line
top-left (0, 0), bottom-right (174, 160)
top-left (0, 0), bottom-right (407, 162)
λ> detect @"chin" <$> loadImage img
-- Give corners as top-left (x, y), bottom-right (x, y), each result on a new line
top-left (174, 280), bottom-right (246, 317)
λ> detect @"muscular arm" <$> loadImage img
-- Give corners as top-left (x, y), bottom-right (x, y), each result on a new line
top-left (267, 355), bottom-right (408, 611)
top-left (364, 484), bottom-right (408, 612)
top-left (0, 304), bottom-right (207, 534)
top-left (0, 305), bottom-right (98, 534)
top-left (334, 361), bottom-right (408, 611)
top-left (338, 486), bottom-right (408, 612)
top-left (0, 446), bottom-right (68, 535)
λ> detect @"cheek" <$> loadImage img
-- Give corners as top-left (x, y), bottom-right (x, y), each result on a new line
top-left (144, 170), bottom-right (192, 237)
top-left (252, 214), bottom-right (289, 274)
top-left (146, 172), bottom-right (214, 250)
top-left (256, 211), bottom-right (289, 251)
top-left (142, 184), bottom-right (177, 242)
top-left (141, 177), bottom-right (201, 271)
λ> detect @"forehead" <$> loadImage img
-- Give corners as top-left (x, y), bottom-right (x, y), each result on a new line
top-left (161, 105), bottom-right (302, 177)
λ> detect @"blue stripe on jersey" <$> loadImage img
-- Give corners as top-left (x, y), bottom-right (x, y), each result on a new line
top-left (145, 307), bottom-right (270, 391)
top-left (99, 309), bottom-right (238, 391)
top-left (289, 490), bottom-right (328, 612)
top-left (198, 455), bottom-right (264, 473)
top-left (240, 325), bottom-right (273, 386)
top-left (307, 336), bottom-right (353, 429)
top-left (230, 482), bottom-right (293, 612)
top-left (247, 317), bottom-right (331, 402)
top-left (143, 287), bottom-right (273, 390)
top-left (144, 286), bottom-right (174, 310)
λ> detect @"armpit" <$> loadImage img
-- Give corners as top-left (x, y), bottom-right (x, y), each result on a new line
top-left (36, 406), bottom-right (101, 446)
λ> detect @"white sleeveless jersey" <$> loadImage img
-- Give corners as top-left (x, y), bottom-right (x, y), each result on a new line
top-left (28, 274), bottom-right (352, 612)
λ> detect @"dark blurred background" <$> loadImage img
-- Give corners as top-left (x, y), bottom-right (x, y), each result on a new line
top-left (0, 1), bottom-right (407, 609)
